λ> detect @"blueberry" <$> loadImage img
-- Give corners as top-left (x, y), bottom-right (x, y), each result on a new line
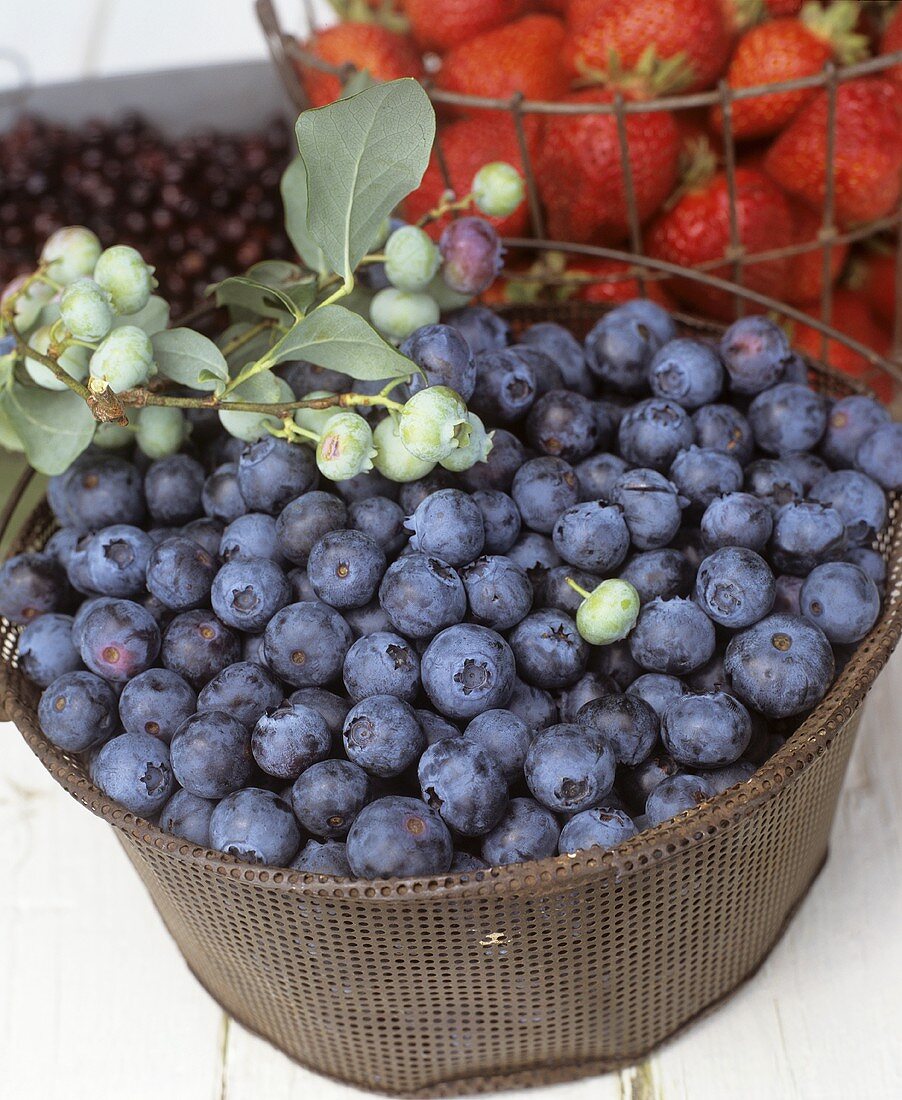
top-left (844, 546), bottom-right (887, 593)
top-left (197, 661), bottom-right (284, 729)
top-left (719, 316), bottom-right (792, 394)
top-left (537, 566), bottom-right (600, 615)
top-left (143, 537), bottom-right (215, 612)
top-left (378, 553), bottom-right (466, 639)
top-left (71, 596), bottom-right (116, 650)
top-left (577, 693), bottom-right (659, 766)
top-left (695, 547), bottom-right (775, 628)
top-left (648, 337), bottom-right (723, 408)
top-left (82, 525), bottom-right (152, 598)
top-left (618, 398), bottom-right (694, 471)
top-left (422, 623), bottom-right (516, 719)
top-left (0, 552), bottom-right (68, 625)
top-left (769, 501), bottom-right (846, 575)
top-left (692, 403), bottom-right (754, 464)
top-left (450, 851), bottom-right (488, 873)
top-left (120, 668), bottom-right (197, 743)
top-left (748, 383), bottom-right (827, 454)
top-left (585, 308), bottom-right (661, 394)
top-left (780, 451), bottom-right (831, 495)
top-left (611, 468), bottom-right (684, 550)
top-left (44, 528), bottom-right (81, 570)
top-left (405, 489), bottom-right (485, 567)
top-left (286, 687), bottom-right (350, 739)
top-left (93, 732), bottom-right (175, 816)
top-left (820, 395), bottom-right (891, 468)
top-left (620, 549), bottom-right (692, 604)
top-left (557, 671), bottom-right (620, 723)
top-left (440, 217), bottom-right (503, 295)
top-left (183, 518), bottom-right (225, 558)
top-left (144, 454), bottom-right (205, 525)
top-left (234, 437), bottom-right (317, 515)
top-left (661, 690), bottom-right (752, 767)
top-left (705, 760), bottom-right (756, 795)
top-left (701, 492), bottom-right (773, 552)
top-left (626, 672), bottom-right (687, 717)
top-left (160, 790), bottom-right (216, 846)
top-left (773, 573), bottom-right (805, 615)
top-left (508, 609), bottom-right (589, 691)
top-left (469, 490), bottom-right (520, 555)
top-left (507, 532), bottom-right (562, 583)
top-left (480, 797), bottom-right (560, 866)
top-left (263, 601), bottom-right (352, 688)
top-left (219, 512), bottom-right (285, 565)
top-left (855, 424), bottom-right (902, 491)
top-left (525, 723), bottom-right (615, 814)
top-left (343, 631), bottom-right (420, 703)
top-left (170, 710), bottom-right (254, 798)
top-left (286, 568), bottom-right (319, 603)
top-left (418, 739), bottom-right (508, 835)
top-left (617, 748), bottom-right (682, 811)
top-left (507, 678), bottom-right (559, 730)
top-left (202, 463), bottom-right (248, 524)
top-left (291, 839), bottom-right (352, 876)
top-left (590, 638), bottom-right (642, 690)
top-left (512, 457), bottom-right (579, 535)
top-left (210, 787), bottom-right (301, 866)
top-left (397, 469), bottom-right (457, 515)
top-left (249, 702), bottom-right (330, 779)
top-left (458, 428), bottom-right (526, 494)
top-left (306, 530), bottom-right (386, 610)
top-left (78, 598), bottom-right (160, 682)
top-left (290, 758), bottom-right (370, 838)
top-left (415, 709), bottom-right (457, 746)
top-left (525, 389), bottom-right (599, 462)
top-left (346, 795), bottom-right (452, 878)
top-left (210, 557), bottom-right (291, 633)
top-left (17, 613), bottom-right (81, 687)
top-left (669, 446), bottom-right (743, 510)
top-left (724, 612), bottom-right (834, 718)
top-left (629, 597), bottom-right (715, 675)
top-left (744, 458), bottom-right (804, 511)
top-left (809, 470), bottom-right (888, 546)
top-left (445, 306), bottom-right (509, 355)
top-left (559, 807), bottom-right (638, 854)
top-left (469, 349), bottom-right (538, 426)
top-left (461, 555), bottom-right (533, 631)
top-left (334, 467), bottom-right (399, 504)
top-left (621, 299), bottom-right (678, 343)
top-left (53, 454), bottom-right (145, 531)
top-left (684, 651), bottom-right (733, 694)
top-left (280, 359), bottom-right (348, 397)
top-left (575, 452), bottom-right (630, 502)
top-left (645, 773), bottom-right (717, 826)
top-left (521, 322), bottom-right (593, 395)
top-left (511, 344), bottom-right (565, 397)
top-left (344, 600), bottom-right (393, 637)
top-left (347, 496), bottom-right (407, 555)
top-left (276, 491), bottom-right (348, 566)
top-left (38, 670), bottom-right (118, 752)
top-left (342, 694), bottom-right (425, 777)
top-left (551, 501), bottom-right (629, 573)
top-left (464, 709), bottom-right (534, 784)
top-left (400, 323), bottom-right (477, 401)
top-left (161, 610), bottom-right (242, 689)
top-left (800, 561), bottom-right (881, 644)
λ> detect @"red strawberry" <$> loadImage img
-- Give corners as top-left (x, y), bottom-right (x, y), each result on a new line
top-left (764, 78), bottom-right (902, 229)
top-left (402, 115), bottom-right (540, 239)
top-left (436, 15), bottom-right (570, 105)
top-left (712, 3), bottom-right (868, 141)
top-left (644, 166), bottom-right (793, 320)
top-left (296, 23), bottom-right (423, 108)
top-left (764, 0), bottom-right (803, 14)
top-left (851, 249), bottom-right (897, 331)
top-left (881, 5), bottom-right (902, 89)
top-left (534, 89), bottom-right (682, 244)
top-left (405, 0), bottom-right (527, 54)
top-left (783, 200), bottom-right (849, 306)
top-left (565, 0), bottom-right (732, 94)
top-left (571, 258), bottom-right (676, 307)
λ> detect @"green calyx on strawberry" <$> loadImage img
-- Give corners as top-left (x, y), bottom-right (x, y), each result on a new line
top-left (797, 1), bottom-right (869, 64)
top-left (573, 44), bottom-right (696, 98)
top-left (326, 0), bottom-right (410, 35)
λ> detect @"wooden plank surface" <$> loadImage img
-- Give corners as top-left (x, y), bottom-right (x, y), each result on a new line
top-left (1, 648), bottom-right (899, 1100)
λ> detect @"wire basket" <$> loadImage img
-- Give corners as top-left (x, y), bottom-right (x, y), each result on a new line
top-left (2, 296), bottom-right (900, 1096)
top-left (255, 0), bottom-right (902, 395)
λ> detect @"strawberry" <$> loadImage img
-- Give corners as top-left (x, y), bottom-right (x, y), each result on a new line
top-left (405, 0), bottom-right (527, 54)
top-left (435, 15), bottom-right (570, 105)
top-left (764, 0), bottom-right (803, 14)
top-left (571, 258), bottom-right (676, 307)
top-left (402, 115), bottom-right (540, 239)
top-left (783, 200), bottom-right (849, 306)
top-left (850, 248), bottom-right (897, 331)
top-left (716, 0), bottom-right (767, 35)
top-left (565, 0), bottom-right (732, 95)
top-left (644, 165), bottom-right (793, 320)
top-left (296, 23), bottom-right (423, 108)
top-left (881, 4), bottom-right (902, 89)
top-left (765, 79), bottom-right (902, 229)
top-left (712, 3), bottom-right (868, 141)
top-left (534, 89), bottom-right (682, 244)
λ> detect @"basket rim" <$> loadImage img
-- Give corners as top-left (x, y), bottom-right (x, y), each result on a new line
top-left (2, 306), bottom-right (900, 901)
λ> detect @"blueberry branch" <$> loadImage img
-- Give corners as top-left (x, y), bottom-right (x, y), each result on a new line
top-left (0, 314), bottom-right (93, 402)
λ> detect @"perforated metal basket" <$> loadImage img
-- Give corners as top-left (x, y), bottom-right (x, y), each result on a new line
top-left (2, 299), bottom-right (900, 1097)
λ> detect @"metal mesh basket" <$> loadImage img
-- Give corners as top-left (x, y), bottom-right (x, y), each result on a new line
top-left (2, 298), bottom-right (900, 1096)
top-left (255, 0), bottom-right (902, 393)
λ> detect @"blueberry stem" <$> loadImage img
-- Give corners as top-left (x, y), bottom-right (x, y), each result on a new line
top-left (565, 578), bottom-right (592, 601)
top-left (416, 191), bottom-right (475, 228)
top-left (218, 319), bottom-right (280, 360)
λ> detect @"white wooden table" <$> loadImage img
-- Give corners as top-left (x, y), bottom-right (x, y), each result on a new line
top-left (2, 648), bottom-right (900, 1100)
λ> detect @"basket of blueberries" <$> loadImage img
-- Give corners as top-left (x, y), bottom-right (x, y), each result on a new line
top-left (1, 83), bottom-right (900, 1097)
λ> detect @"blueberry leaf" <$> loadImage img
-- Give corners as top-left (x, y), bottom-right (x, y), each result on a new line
top-left (211, 275), bottom-right (306, 322)
top-left (111, 295), bottom-right (170, 336)
top-left (217, 322), bottom-right (281, 369)
top-left (296, 79), bottom-right (434, 283)
top-left (281, 157), bottom-right (328, 276)
top-left (152, 328), bottom-right (229, 392)
top-left (0, 384), bottom-right (94, 474)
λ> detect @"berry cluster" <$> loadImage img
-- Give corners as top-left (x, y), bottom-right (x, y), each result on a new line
top-left (3, 299), bottom-right (896, 880)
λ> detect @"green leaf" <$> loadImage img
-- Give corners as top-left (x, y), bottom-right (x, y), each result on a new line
top-left (281, 157), bottom-right (328, 276)
top-left (296, 79), bottom-right (435, 283)
top-left (0, 400), bottom-right (24, 453)
top-left (0, 384), bottom-right (94, 474)
top-left (217, 323), bottom-right (281, 370)
top-left (151, 328), bottom-right (229, 392)
top-left (211, 276), bottom-right (303, 321)
top-left (112, 295), bottom-right (170, 336)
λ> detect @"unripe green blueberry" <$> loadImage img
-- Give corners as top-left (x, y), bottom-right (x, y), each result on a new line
top-left (294, 390), bottom-right (340, 436)
top-left (399, 385), bottom-right (470, 462)
top-left (137, 405), bottom-right (189, 458)
top-left (25, 325), bottom-right (90, 391)
top-left (439, 413), bottom-right (494, 472)
top-left (1, 274), bottom-right (54, 332)
top-left (218, 370), bottom-right (286, 442)
top-left (574, 578), bottom-right (641, 646)
top-left (370, 216), bottom-right (392, 250)
top-left (93, 245), bottom-right (156, 315)
top-left (93, 421), bottom-right (136, 450)
top-left (316, 412), bottom-right (376, 481)
top-left (372, 415), bottom-right (436, 482)
top-left (40, 226), bottom-right (102, 285)
top-left (89, 326), bottom-right (155, 393)
top-left (472, 161), bottom-right (525, 218)
top-left (426, 273), bottom-right (471, 312)
top-left (384, 225), bottom-right (441, 292)
top-left (59, 278), bottom-right (113, 342)
top-left (370, 288), bottom-right (440, 342)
